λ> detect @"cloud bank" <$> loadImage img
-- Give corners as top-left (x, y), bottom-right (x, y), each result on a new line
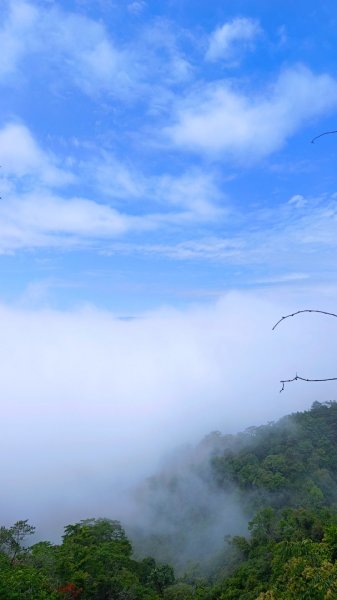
top-left (167, 66), bottom-right (337, 160)
top-left (1, 286), bottom-right (337, 538)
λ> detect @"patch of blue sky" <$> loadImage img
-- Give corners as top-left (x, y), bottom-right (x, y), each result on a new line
top-left (1, 0), bottom-right (337, 310)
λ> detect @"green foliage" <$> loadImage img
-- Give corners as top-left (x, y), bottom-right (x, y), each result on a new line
top-left (163, 582), bottom-right (194, 599)
top-left (148, 564), bottom-right (175, 594)
top-left (4, 402), bottom-right (337, 599)
top-left (212, 401), bottom-right (337, 511)
top-left (0, 553), bottom-right (58, 599)
top-left (57, 518), bottom-right (167, 599)
top-left (0, 518), bottom-right (172, 600)
top-left (0, 520), bottom-right (35, 563)
top-left (203, 402), bottom-right (337, 599)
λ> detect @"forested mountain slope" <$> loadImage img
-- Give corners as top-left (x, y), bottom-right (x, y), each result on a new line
top-left (3, 401), bottom-right (337, 599)
top-left (213, 399), bottom-right (337, 510)
top-left (206, 400), bottom-right (337, 599)
top-left (131, 400), bottom-right (337, 572)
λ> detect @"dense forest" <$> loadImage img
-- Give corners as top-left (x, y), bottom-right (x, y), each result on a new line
top-left (3, 401), bottom-right (337, 599)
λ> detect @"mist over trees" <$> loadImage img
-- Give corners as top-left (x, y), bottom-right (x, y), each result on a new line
top-left (3, 401), bottom-right (337, 598)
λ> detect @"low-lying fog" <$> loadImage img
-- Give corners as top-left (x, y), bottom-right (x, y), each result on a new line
top-left (1, 285), bottom-right (337, 543)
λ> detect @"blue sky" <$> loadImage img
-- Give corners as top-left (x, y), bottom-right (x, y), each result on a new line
top-left (1, 0), bottom-right (337, 312)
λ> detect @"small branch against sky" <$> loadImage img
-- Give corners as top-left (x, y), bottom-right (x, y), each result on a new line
top-left (311, 130), bottom-right (337, 143)
top-left (272, 309), bottom-right (337, 331)
top-left (275, 132), bottom-right (337, 390)
top-left (273, 309), bottom-right (337, 392)
top-left (279, 375), bottom-right (337, 393)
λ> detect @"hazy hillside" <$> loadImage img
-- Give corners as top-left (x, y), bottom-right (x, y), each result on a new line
top-left (3, 401), bottom-right (337, 599)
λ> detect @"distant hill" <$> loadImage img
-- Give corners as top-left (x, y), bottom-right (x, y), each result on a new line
top-left (131, 401), bottom-right (337, 598)
top-left (3, 401), bottom-right (337, 599)
top-left (212, 399), bottom-right (337, 510)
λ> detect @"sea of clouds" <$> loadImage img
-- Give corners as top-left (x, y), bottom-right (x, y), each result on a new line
top-left (1, 285), bottom-right (337, 539)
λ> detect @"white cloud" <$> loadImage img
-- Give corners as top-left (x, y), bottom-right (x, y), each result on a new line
top-left (0, 123), bottom-right (226, 252)
top-left (0, 1), bottom-right (133, 96)
top-left (0, 193), bottom-right (129, 242)
top-left (93, 153), bottom-right (225, 220)
top-left (253, 272), bottom-right (309, 284)
top-left (137, 19), bottom-right (193, 88)
top-left (1, 287), bottom-right (337, 534)
top-left (108, 237), bottom-right (245, 261)
top-left (0, 1), bottom-right (38, 79)
top-left (166, 66), bottom-right (337, 160)
top-left (104, 193), bottom-right (337, 280)
top-left (49, 10), bottom-right (132, 96)
top-left (288, 194), bottom-right (308, 208)
top-left (206, 17), bottom-right (261, 63)
top-left (0, 120), bottom-right (228, 252)
top-left (0, 122), bottom-right (74, 186)
top-left (0, 0), bottom-right (190, 101)
top-left (0, 189), bottom-right (163, 253)
top-left (128, 1), bottom-right (147, 16)
top-left (277, 25), bottom-right (287, 47)
top-left (2, 119), bottom-right (336, 269)
top-left (94, 155), bottom-right (146, 199)
top-left (0, 124), bottom-right (146, 250)
top-left (156, 172), bottom-right (223, 217)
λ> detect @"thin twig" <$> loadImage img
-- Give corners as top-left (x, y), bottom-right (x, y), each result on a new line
top-left (272, 309), bottom-right (337, 331)
top-left (280, 375), bottom-right (337, 393)
top-left (311, 130), bottom-right (337, 144)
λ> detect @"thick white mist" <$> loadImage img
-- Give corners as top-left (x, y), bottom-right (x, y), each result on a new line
top-left (1, 285), bottom-right (337, 538)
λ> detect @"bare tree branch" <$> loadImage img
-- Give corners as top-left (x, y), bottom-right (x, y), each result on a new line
top-left (272, 309), bottom-right (337, 331)
top-left (273, 133), bottom-right (337, 388)
top-left (273, 309), bottom-right (337, 391)
top-left (311, 130), bottom-right (337, 144)
top-left (280, 374), bottom-right (337, 393)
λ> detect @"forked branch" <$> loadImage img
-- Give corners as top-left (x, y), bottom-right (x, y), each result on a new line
top-left (273, 309), bottom-right (337, 392)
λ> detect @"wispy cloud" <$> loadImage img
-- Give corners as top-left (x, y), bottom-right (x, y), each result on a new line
top-left (127, 1), bottom-right (147, 16)
top-left (0, 0), bottom-right (38, 80)
top-left (1, 2), bottom-right (337, 296)
top-left (0, 0), bottom-right (135, 97)
top-left (138, 19), bottom-right (193, 86)
top-left (0, 0), bottom-right (191, 102)
top-left (0, 192), bottom-right (139, 252)
top-left (206, 17), bottom-right (261, 64)
top-left (166, 66), bottom-right (337, 160)
top-left (0, 121), bottom-right (226, 251)
top-left (0, 122), bottom-right (74, 186)
top-left (101, 193), bottom-right (337, 287)
top-left (46, 9), bottom-right (132, 97)
top-left (94, 157), bottom-right (225, 217)
top-left (1, 118), bottom-right (337, 285)
top-left (108, 237), bottom-right (244, 261)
